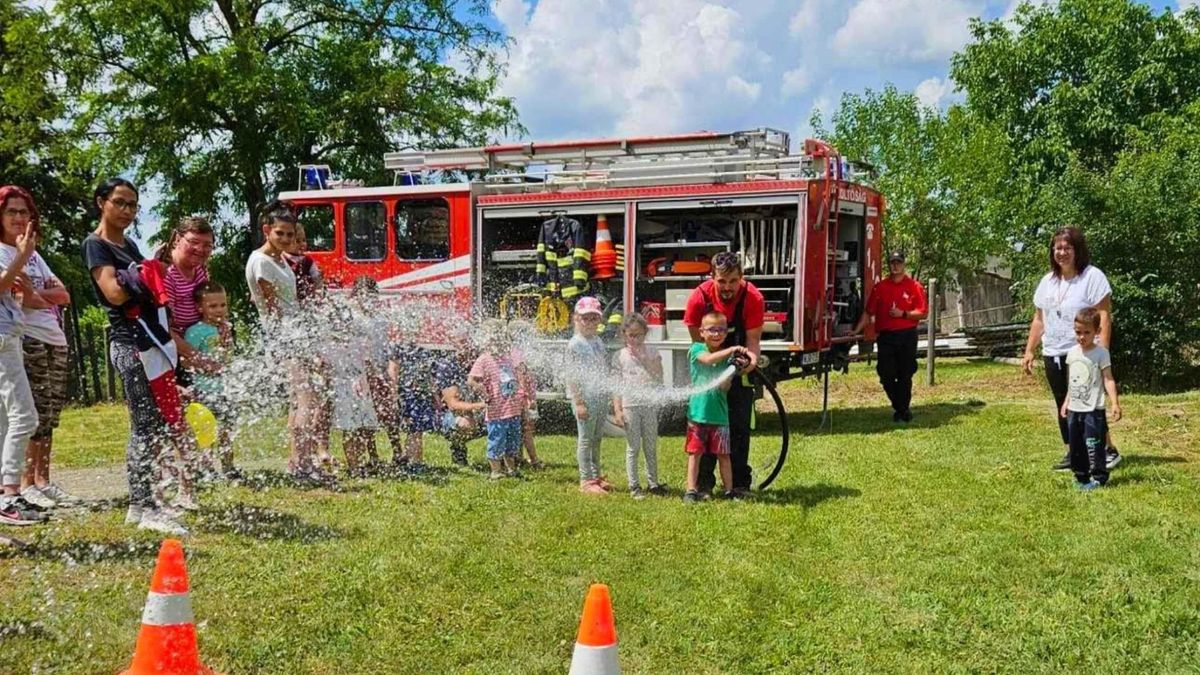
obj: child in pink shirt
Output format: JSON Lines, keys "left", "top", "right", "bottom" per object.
{"left": 468, "top": 320, "right": 533, "bottom": 479}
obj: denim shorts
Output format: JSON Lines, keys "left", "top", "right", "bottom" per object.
{"left": 486, "top": 417, "right": 522, "bottom": 460}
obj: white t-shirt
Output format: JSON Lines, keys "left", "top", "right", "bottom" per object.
{"left": 613, "top": 347, "right": 662, "bottom": 408}
{"left": 1032, "top": 266, "right": 1112, "bottom": 357}
{"left": 1066, "top": 344, "right": 1111, "bottom": 412}
{"left": 0, "top": 244, "right": 66, "bottom": 346}
{"left": 244, "top": 250, "right": 298, "bottom": 318}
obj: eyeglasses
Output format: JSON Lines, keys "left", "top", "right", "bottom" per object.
{"left": 181, "top": 235, "right": 214, "bottom": 251}
{"left": 108, "top": 198, "right": 139, "bottom": 213}
{"left": 3, "top": 208, "right": 31, "bottom": 218}
{"left": 701, "top": 326, "right": 728, "bottom": 335}
{"left": 578, "top": 315, "right": 602, "bottom": 323}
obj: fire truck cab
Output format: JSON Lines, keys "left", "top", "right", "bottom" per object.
{"left": 276, "top": 128, "right": 883, "bottom": 386}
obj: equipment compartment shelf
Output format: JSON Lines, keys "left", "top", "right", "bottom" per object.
{"left": 637, "top": 275, "right": 706, "bottom": 282}
{"left": 641, "top": 241, "right": 731, "bottom": 250}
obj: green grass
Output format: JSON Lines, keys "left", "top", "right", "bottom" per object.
{"left": 3, "top": 359, "right": 1198, "bottom": 673}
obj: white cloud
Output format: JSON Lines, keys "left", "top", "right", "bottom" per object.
{"left": 1177, "top": 0, "right": 1199, "bottom": 11}
{"left": 781, "top": 67, "right": 812, "bottom": 97}
{"left": 914, "top": 76, "right": 956, "bottom": 109}
{"left": 833, "top": 0, "right": 981, "bottom": 64}
{"left": 788, "top": 0, "right": 820, "bottom": 35}
{"left": 495, "top": 0, "right": 770, "bottom": 137}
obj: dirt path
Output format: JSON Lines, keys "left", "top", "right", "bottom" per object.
{"left": 52, "top": 457, "right": 288, "bottom": 502}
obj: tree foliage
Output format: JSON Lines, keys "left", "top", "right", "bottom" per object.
{"left": 51, "top": 0, "right": 521, "bottom": 235}
{"left": 0, "top": 1, "right": 94, "bottom": 291}
{"left": 823, "top": 0, "right": 1200, "bottom": 386}
{"left": 813, "top": 86, "right": 1016, "bottom": 285}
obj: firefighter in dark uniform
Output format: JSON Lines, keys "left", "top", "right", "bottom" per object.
{"left": 853, "top": 251, "right": 929, "bottom": 422}
{"left": 683, "top": 252, "right": 764, "bottom": 498}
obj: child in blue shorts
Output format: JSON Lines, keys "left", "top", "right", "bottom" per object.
{"left": 468, "top": 320, "right": 532, "bottom": 479}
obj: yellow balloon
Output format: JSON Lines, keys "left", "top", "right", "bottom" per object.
{"left": 185, "top": 402, "right": 218, "bottom": 449}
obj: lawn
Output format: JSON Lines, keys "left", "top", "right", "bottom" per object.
{"left": 1, "top": 359, "right": 1198, "bottom": 673}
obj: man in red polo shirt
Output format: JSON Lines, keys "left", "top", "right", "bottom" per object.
{"left": 683, "top": 252, "right": 764, "bottom": 497}
{"left": 853, "top": 251, "right": 928, "bottom": 422}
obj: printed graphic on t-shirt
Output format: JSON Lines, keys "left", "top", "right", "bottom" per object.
{"left": 498, "top": 360, "right": 517, "bottom": 399}
{"left": 1068, "top": 361, "right": 1095, "bottom": 405}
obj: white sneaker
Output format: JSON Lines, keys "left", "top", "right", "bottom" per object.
{"left": 171, "top": 494, "right": 201, "bottom": 512}
{"left": 125, "top": 505, "right": 145, "bottom": 524}
{"left": 39, "top": 483, "right": 81, "bottom": 506}
{"left": 138, "top": 510, "right": 189, "bottom": 536}
{"left": 20, "top": 486, "right": 56, "bottom": 510}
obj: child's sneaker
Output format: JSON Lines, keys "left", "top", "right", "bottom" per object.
{"left": 596, "top": 476, "right": 614, "bottom": 491}
{"left": 125, "top": 504, "right": 145, "bottom": 525}
{"left": 1078, "top": 480, "right": 1103, "bottom": 492}
{"left": 647, "top": 484, "right": 669, "bottom": 496}
{"left": 629, "top": 486, "right": 646, "bottom": 500}
{"left": 489, "top": 471, "right": 505, "bottom": 480}
{"left": 171, "top": 494, "right": 201, "bottom": 512}
{"left": 722, "top": 490, "right": 743, "bottom": 500}
{"left": 19, "top": 486, "right": 55, "bottom": 510}
{"left": 0, "top": 496, "right": 44, "bottom": 526}
{"left": 39, "top": 482, "right": 81, "bottom": 506}
{"left": 580, "top": 480, "right": 607, "bottom": 495}
{"left": 682, "top": 490, "right": 700, "bottom": 504}
{"left": 138, "top": 510, "right": 189, "bottom": 536}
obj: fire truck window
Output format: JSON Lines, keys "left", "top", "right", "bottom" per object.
{"left": 296, "top": 205, "right": 334, "bottom": 252}
{"left": 345, "top": 201, "right": 387, "bottom": 261}
{"left": 394, "top": 198, "right": 450, "bottom": 260}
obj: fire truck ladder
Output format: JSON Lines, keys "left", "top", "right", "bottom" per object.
{"left": 383, "top": 128, "right": 836, "bottom": 191}
{"left": 804, "top": 139, "right": 843, "bottom": 350}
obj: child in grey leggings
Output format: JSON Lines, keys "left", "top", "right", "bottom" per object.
{"left": 612, "top": 313, "right": 665, "bottom": 499}
{"left": 566, "top": 298, "right": 611, "bottom": 494}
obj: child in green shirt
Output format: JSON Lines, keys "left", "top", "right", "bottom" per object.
{"left": 683, "top": 311, "right": 748, "bottom": 503}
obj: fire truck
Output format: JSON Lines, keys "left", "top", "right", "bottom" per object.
{"left": 276, "top": 128, "right": 884, "bottom": 387}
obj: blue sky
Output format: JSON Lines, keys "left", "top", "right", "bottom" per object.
{"left": 488, "top": 0, "right": 1184, "bottom": 146}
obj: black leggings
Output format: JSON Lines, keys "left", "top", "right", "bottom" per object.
{"left": 1043, "top": 355, "right": 1070, "bottom": 445}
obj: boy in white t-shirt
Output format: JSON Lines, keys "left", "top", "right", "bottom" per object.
{"left": 1059, "top": 307, "right": 1122, "bottom": 490}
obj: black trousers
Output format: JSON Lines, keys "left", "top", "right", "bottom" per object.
{"left": 697, "top": 375, "right": 754, "bottom": 492}
{"left": 1067, "top": 410, "right": 1109, "bottom": 484}
{"left": 1043, "top": 355, "right": 1071, "bottom": 445}
{"left": 876, "top": 328, "right": 919, "bottom": 414}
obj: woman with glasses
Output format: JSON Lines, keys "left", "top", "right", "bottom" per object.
{"left": 0, "top": 186, "right": 79, "bottom": 514}
{"left": 82, "top": 178, "right": 189, "bottom": 536}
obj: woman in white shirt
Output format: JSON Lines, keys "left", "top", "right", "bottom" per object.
{"left": 1021, "top": 226, "right": 1118, "bottom": 471}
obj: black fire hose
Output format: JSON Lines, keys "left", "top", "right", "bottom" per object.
{"left": 752, "top": 367, "right": 790, "bottom": 491}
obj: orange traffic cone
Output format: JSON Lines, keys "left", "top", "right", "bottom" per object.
{"left": 120, "top": 539, "right": 218, "bottom": 675}
{"left": 591, "top": 215, "right": 617, "bottom": 280}
{"left": 568, "top": 584, "right": 620, "bottom": 674}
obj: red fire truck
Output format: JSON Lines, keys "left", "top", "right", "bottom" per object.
{"left": 276, "top": 128, "right": 883, "bottom": 387}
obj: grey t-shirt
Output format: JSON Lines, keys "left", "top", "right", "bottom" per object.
{"left": 1066, "top": 344, "right": 1111, "bottom": 412}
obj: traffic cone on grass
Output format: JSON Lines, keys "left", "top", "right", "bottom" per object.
{"left": 569, "top": 584, "right": 620, "bottom": 674}
{"left": 591, "top": 215, "right": 617, "bottom": 280}
{"left": 120, "top": 539, "right": 218, "bottom": 675}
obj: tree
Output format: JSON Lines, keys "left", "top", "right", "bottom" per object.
{"left": 813, "top": 86, "right": 1017, "bottom": 285}
{"left": 0, "top": 1, "right": 94, "bottom": 291}
{"left": 50, "top": 0, "right": 520, "bottom": 238}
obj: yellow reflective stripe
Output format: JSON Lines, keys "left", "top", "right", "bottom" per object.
{"left": 561, "top": 286, "right": 580, "bottom": 298}
{"left": 535, "top": 264, "right": 547, "bottom": 273}
{"left": 572, "top": 270, "right": 588, "bottom": 281}
{"left": 556, "top": 258, "right": 572, "bottom": 268}
{"left": 536, "top": 243, "right": 546, "bottom": 252}
{"left": 574, "top": 248, "right": 592, "bottom": 261}
{"left": 544, "top": 251, "right": 559, "bottom": 261}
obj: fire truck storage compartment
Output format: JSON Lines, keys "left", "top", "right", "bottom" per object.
{"left": 832, "top": 213, "right": 866, "bottom": 337}
{"left": 634, "top": 195, "right": 801, "bottom": 343}
{"left": 478, "top": 204, "right": 626, "bottom": 316}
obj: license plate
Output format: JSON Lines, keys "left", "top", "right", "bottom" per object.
{"left": 801, "top": 351, "right": 819, "bottom": 365}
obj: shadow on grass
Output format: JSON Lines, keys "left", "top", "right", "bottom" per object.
{"left": 755, "top": 482, "right": 861, "bottom": 508}
{"left": 239, "top": 469, "right": 373, "bottom": 493}
{"left": 0, "top": 537, "right": 162, "bottom": 564}
{"left": 0, "top": 620, "right": 50, "bottom": 641}
{"left": 785, "top": 401, "right": 984, "bottom": 436}
{"left": 194, "top": 504, "right": 348, "bottom": 543}
{"left": 1120, "top": 454, "right": 1187, "bottom": 467}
